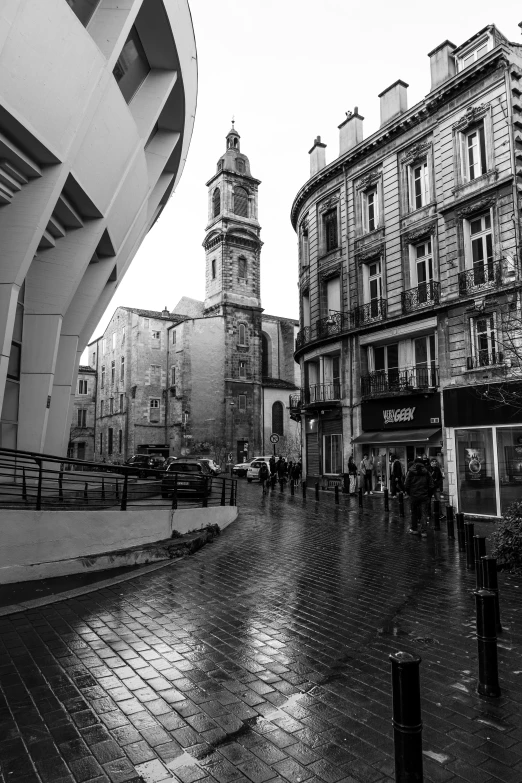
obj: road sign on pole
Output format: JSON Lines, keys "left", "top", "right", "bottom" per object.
{"left": 269, "top": 434, "right": 280, "bottom": 444}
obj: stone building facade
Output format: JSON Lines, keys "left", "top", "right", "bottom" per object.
{"left": 68, "top": 366, "right": 96, "bottom": 462}
{"left": 291, "top": 22, "right": 522, "bottom": 516}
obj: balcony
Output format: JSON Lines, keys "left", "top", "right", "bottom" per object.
{"left": 458, "top": 261, "right": 501, "bottom": 296}
{"left": 296, "top": 326, "right": 312, "bottom": 351}
{"left": 353, "top": 298, "right": 387, "bottom": 327}
{"left": 303, "top": 382, "right": 342, "bottom": 405}
{"left": 289, "top": 392, "right": 302, "bottom": 409}
{"left": 361, "top": 366, "right": 439, "bottom": 398}
{"left": 466, "top": 352, "right": 504, "bottom": 370}
{"left": 316, "top": 310, "right": 352, "bottom": 339}
{"left": 402, "top": 281, "right": 440, "bottom": 313}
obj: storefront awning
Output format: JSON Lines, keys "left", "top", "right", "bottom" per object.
{"left": 352, "top": 428, "right": 442, "bottom": 444}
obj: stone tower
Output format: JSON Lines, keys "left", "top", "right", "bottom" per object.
{"left": 203, "top": 125, "right": 263, "bottom": 461}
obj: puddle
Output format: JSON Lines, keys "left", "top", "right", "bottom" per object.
{"left": 167, "top": 751, "right": 199, "bottom": 771}
{"left": 475, "top": 717, "right": 508, "bottom": 732}
{"left": 423, "top": 750, "right": 450, "bottom": 764}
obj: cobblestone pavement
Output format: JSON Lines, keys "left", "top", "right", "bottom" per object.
{"left": 1, "top": 483, "right": 521, "bottom": 783}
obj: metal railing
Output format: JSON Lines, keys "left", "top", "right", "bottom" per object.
{"left": 353, "top": 298, "right": 387, "bottom": 326}
{"left": 459, "top": 262, "right": 501, "bottom": 296}
{"left": 402, "top": 281, "right": 440, "bottom": 313}
{"left": 296, "top": 326, "right": 312, "bottom": 350}
{"left": 361, "top": 366, "right": 439, "bottom": 397}
{"left": 0, "top": 447, "right": 237, "bottom": 511}
{"left": 466, "top": 352, "right": 504, "bottom": 370}
{"left": 303, "top": 382, "right": 343, "bottom": 404}
{"left": 316, "top": 310, "right": 352, "bottom": 339}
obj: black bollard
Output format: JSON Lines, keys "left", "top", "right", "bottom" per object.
{"left": 464, "top": 522, "right": 475, "bottom": 570}
{"left": 398, "top": 492, "right": 405, "bottom": 518}
{"left": 456, "top": 512, "right": 466, "bottom": 552}
{"left": 389, "top": 651, "right": 423, "bottom": 783}
{"left": 446, "top": 504, "right": 455, "bottom": 527}
{"left": 302, "top": 480, "right": 307, "bottom": 499}
{"left": 384, "top": 488, "right": 389, "bottom": 512}
{"left": 358, "top": 487, "right": 363, "bottom": 508}
{"left": 474, "top": 589, "right": 501, "bottom": 698}
{"left": 221, "top": 482, "right": 226, "bottom": 506}
{"left": 101, "top": 477, "right": 105, "bottom": 501}
{"left": 481, "top": 555, "right": 502, "bottom": 634}
{"left": 474, "top": 536, "right": 487, "bottom": 589}
{"left": 455, "top": 511, "right": 464, "bottom": 531}
{"left": 84, "top": 482, "right": 88, "bottom": 503}
{"left": 115, "top": 480, "right": 119, "bottom": 500}
{"left": 433, "top": 500, "right": 440, "bottom": 531}
{"left": 445, "top": 505, "right": 454, "bottom": 539}
{"left": 290, "top": 479, "right": 294, "bottom": 496}
{"left": 315, "top": 482, "right": 320, "bottom": 501}
{"left": 334, "top": 484, "right": 339, "bottom": 504}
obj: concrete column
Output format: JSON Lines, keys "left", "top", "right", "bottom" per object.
{"left": 17, "top": 313, "right": 62, "bottom": 452}
{"left": 44, "top": 333, "right": 79, "bottom": 456}
{"left": 0, "top": 283, "right": 20, "bottom": 417}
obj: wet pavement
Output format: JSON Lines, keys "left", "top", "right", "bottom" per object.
{"left": 0, "top": 482, "right": 521, "bottom": 783}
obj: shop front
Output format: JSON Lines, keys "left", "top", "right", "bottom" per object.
{"left": 304, "top": 410, "right": 343, "bottom": 480}
{"left": 353, "top": 394, "right": 443, "bottom": 491}
{"left": 444, "top": 383, "right": 522, "bottom": 518}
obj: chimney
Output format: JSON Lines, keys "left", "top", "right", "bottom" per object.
{"left": 338, "top": 107, "right": 364, "bottom": 155}
{"left": 309, "top": 136, "right": 326, "bottom": 176}
{"left": 162, "top": 306, "right": 169, "bottom": 317}
{"left": 428, "top": 40, "right": 456, "bottom": 91}
{"left": 378, "top": 80, "right": 408, "bottom": 126}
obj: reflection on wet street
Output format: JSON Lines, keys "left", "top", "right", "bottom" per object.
{"left": 0, "top": 481, "right": 521, "bottom": 783}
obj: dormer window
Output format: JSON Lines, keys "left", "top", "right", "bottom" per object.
{"left": 456, "top": 35, "right": 492, "bottom": 71}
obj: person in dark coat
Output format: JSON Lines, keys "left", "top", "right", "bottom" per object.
{"left": 276, "top": 457, "right": 287, "bottom": 488}
{"left": 430, "top": 458, "right": 444, "bottom": 502}
{"left": 389, "top": 454, "right": 404, "bottom": 497}
{"left": 269, "top": 455, "right": 276, "bottom": 475}
{"left": 404, "top": 458, "right": 434, "bottom": 537}
{"left": 259, "top": 461, "right": 269, "bottom": 494}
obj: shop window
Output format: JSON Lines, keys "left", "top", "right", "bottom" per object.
{"left": 272, "top": 402, "right": 284, "bottom": 436}
{"left": 456, "top": 428, "right": 497, "bottom": 516}
{"left": 409, "top": 160, "right": 429, "bottom": 211}
{"left": 113, "top": 26, "right": 150, "bottom": 104}
{"left": 497, "top": 427, "right": 522, "bottom": 514}
{"left": 324, "top": 434, "right": 342, "bottom": 474}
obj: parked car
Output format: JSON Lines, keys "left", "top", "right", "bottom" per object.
{"left": 163, "top": 456, "right": 178, "bottom": 470}
{"left": 124, "top": 454, "right": 165, "bottom": 479}
{"left": 161, "top": 460, "right": 213, "bottom": 499}
{"left": 232, "top": 459, "right": 253, "bottom": 477}
{"left": 197, "top": 458, "right": 221, "bottom": 475}
{"left": 247, "top": 458, "right": 271, "bottom": 483}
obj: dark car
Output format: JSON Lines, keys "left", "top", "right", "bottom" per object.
{"left": 161, "top": 460, "right": 212, "bottom": 499}
{"left": 124, "top": 454, "right": 165, "bottom": 479}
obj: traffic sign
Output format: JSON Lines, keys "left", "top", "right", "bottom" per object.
{"left": 269, "top": 433, "right": 280, "bottom": 444}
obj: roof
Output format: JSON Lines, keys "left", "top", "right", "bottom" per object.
{"left": 124, "top": 307, "right": 183, "bottom": 322}
{"left": 262, "top": 377, "right": 298, "bottom": 390}
{"left": 171, "top": 297, "right": 205, "bottom": 318}
{"left": 78, "top": 365, "right": 96, "bottom": 374}
{"left": 263, "top": 313, "right": 299, "bottom": 325}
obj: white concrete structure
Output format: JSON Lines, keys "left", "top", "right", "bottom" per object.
{"left": 0, "top": 0, "right": 197, "bottom": 456}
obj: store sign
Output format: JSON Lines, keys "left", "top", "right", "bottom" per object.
{"left": 383, "top": 407, "right": 416, "bottom": 425}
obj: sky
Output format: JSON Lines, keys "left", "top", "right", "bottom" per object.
{"left": 87, "top": 1, "right": 521, "bottom": 342}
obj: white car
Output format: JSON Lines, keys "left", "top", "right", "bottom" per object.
{"left": 198, "top": 458, "right": 221, "bottom": 475}
{"left": 247, "top": 458, "right": 270, "bottom": 482}
{"left": 232, "top": 460, "right": 253, "bottom": 477}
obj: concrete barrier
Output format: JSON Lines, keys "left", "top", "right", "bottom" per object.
{"left": 0, "top": 506, "right": 237, "bottom": 584}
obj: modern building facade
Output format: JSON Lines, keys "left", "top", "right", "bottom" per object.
{"left": 0, "top": 0, "right": 197, "bottom": 457}
{"left": 291, "top": 23, "right": 522, "bottom": 516}
{"left": 86, "top": 128, "right": 300, "bottom": 465}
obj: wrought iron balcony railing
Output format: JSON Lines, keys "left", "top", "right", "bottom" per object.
{"left": 361, "top": 366, "right": 439, "bottom": 397}
{"left": 466, "top": 352, "right": 504, "bottom": 370}
{"left": 316, "top": 310, "right": 352, "bottom": 339}
{"left": 295, "top": 326, "right": 312, "bottom": 350}
{"left": 402, "top": 281, "right": 440, "bottom": 313}
{"left": 303, "top": 382, "right": 343, "bottom": 405}
{"left": 289, "top": 392, "right": 302, "bottom": 409}
{"left": 458, "top": 262, "right": 501, "bottom": 296}
{"left": 353, "top": 298, "right": 387, "bottom": 326}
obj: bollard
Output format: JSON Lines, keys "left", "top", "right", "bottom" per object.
{"left": 84, "top": 482, "right": 88, "bottom": 503}
{"left": 398, "top": 492, "right": 405, "bottom": 517}
{"left": 358, "top": 487, "right": 363, "bottom": 508}
{"left": 121, "top": 474, "right": 128, "bottom": 511}
{"left": 455, "top": 511, "right": 464, "bottom": 531}
{"left": 433, "top": 500, "right": 440, "bottom": 531}
{"left": 202, "top": 492, "right": 208, "bottom": 508}
{"left": 58, "top": 470, "right": 64, "bottom": 502}
{"left": 456, "top": 512, "right": 466, "bottom": 552}
{"left": 101, "top": 477, "right": 105, "bottom": 501}
{"left": 172, "top": 475, "right": 178, "bottom": 510}
{"left": 464, "top": 522, "right": 475, "bottom": 570}
{"left": 221, "top": 481, "right": 226, "bottom": 506}
{"left": 389, "top": 651, "right": 423, "bottom": 783}
{"left": 229, "top": 479, "right": 234, "bottom": 506}
{"left": 302, "top": 480, "right": 307, "bottom": 499}
{"left": 315, "top": 482, "right": 319, "bottom": 501}
{"left": 334, "top": 485, "right": 339, "bottom": 505}
{"left": 474, "top": 536, "right": 487, "bottom": 589}
{"left": 384, "top": 487, "right": 389, "bottom": 512}
{"left": 474, "top": 589, "right": 501, "bottom": 698}
{"left": 446, "top": 504, "right": 455, "bottom": 527}
{"left": 290, "top": 479, "right": 294, "bottom": 496}
{"left": 445, "top": 505, "right": 455, "bottom": 539}
{"left": 481, "top": 555, "right": 502, "bottom": 634}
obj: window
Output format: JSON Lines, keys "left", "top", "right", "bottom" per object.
{"left": 302, "top": 293, "right": 311, "bottom": 328}
{"left": 119, "top": 393, "right": 124, "bottom": 411}
{"left": 371, "top": 343, "right": 399, "bottom": 386}
{"left": 170, "top": 367, "right": 176, "bottom": 386}
{"left": 300, "top": 222, "right": 309, "bottom": 268}
{"left": 120, "top": 356, "right": 125, "bottom": 382}
{"left": 413, "top": 240, "right": 433, "bottom": 287}
{"left": 236, "top": 159, "right": 245, "bottom": 173}
{"left": 151, "top": 364, "right": 161, "bottom": 383}
{"left": 239, "top": 361, "right": 247, "bottom": 379}
{"left": 112, "top": 333, "right": 116, "bottom": 350}
{"left": 78, "top": 379, "right": 88, "bottom": 395}
{"left": 410, "top": 161, "right": 429, "bottom": 210}
{"left": 213, "top": 188, "right": 220, "bottom": 218}
{"left": 77, "top": 409, "right": 87, "bottom": 427}
{"left": 323, "top": 355, "right": 341, "bottom": 399}
{"left": 150, "top": 398, "right": 160, "bottom": 423}
{"left": 362, "top": 189, "right": 378, "bottom": 233}
{"left": 152, "top": 330, "right": 160, "bottom": 345}
{"left": 238, "top": 257, "right": 247, "bottom": 279}
{"left": 101, "top": 366, "right": 105, "bottom": 388}
{"left": 99, "top": 432, "right": 103, "bottom": 454}
{"left": 414, "top": 335, "right": 437, "bottom": 386}
{"left": 272, "top": 402, "right": 284, "bottom": 436}
{"left": 111, "top": 360, "right": 115, "bottom": 385}
{"left": 323, "top": 209, "right": 338, "bottom": 252}
{"left": 212, "top": 259, "right": 216, "bottom": 279}
{"left": 466, "top": 212, "right": 494, "bottom": 284}
{"left": 238, "top": 324, "right": 246, "bottom": 345}
{"left": 92, "top": 352, "right": 96, "bottom": 366}
{"left": 118, "top": 429, "right": 123, "bottom": 453}
{"left": 463, "top": 124, "right": 487, "bottom": 181}
{"left": 367, "top": 261, "right": 382, "bottom": 310}
{"left": 239, "top": 394, "right": 247, "bottom": 412}
{"left": 234, "top": 187, "right": 249, "bottom": 217}
{"left": 77, "top": 443, "right": 86, "bottom": 461}
{"left": 113, "top": 26, "right": 150, "bottom": 103}
{"left": 172, "top": 330, "right": 176, "bottom": 344}
{"left": 261, "top": 333, "right": 270, "bottom": 377}
{"left": 108, "top": 428, "right": 113, "bottom": 455}
{"left": 456, "top": 428, "right": 496, "bottom": 516}
{"left": 457, "top": 37, "right": 491, "bottom": 71}
{"left": 65, "top": 0, "right": 100, "bottom": 26}
{"left": 471, "top": 314, "right": 499, "bottom": 367}
{"left": 109, "top": 398, "right": 114, "bottom": 415}
{"left": 100, "top": 400, "right": 104, "bottom": 417}
{"left": 324, "top": 434, "right": 342, "bottom": 475}
{"left": 325, "top": 276, "right": 341, "bottom": 315}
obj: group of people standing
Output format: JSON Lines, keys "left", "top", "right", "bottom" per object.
{"left": 259, "top": 456, "right": 302, "bottom": 495}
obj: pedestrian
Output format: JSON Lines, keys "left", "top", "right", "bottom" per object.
{"left": 287, "top": 460, "right": 293, "bottom": 481}
{"left": 347, "top": 456, "right": 357, "bottom": 495}
{"left": 277, "top": 457, "right": 287, "bottom": 489}
{"left": 292, "top": 460, "right": 302, "bottom": 485}
{"left": 389, "top": 454, "right": 404, "bottom": 497}
{"left": 269, "top": 455, "right": 276, "bottom": 475}
{"left": 259, "top": 461, "right": 269, "bottom": 495}
{"left": 404, "top": 457, "right": 434, "bottom": 537}
{"left": 359, "top": 453, "right": 374, "bottom": 495}
{"left": 430, "top": 458, "right": 444, "bottom": 503}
